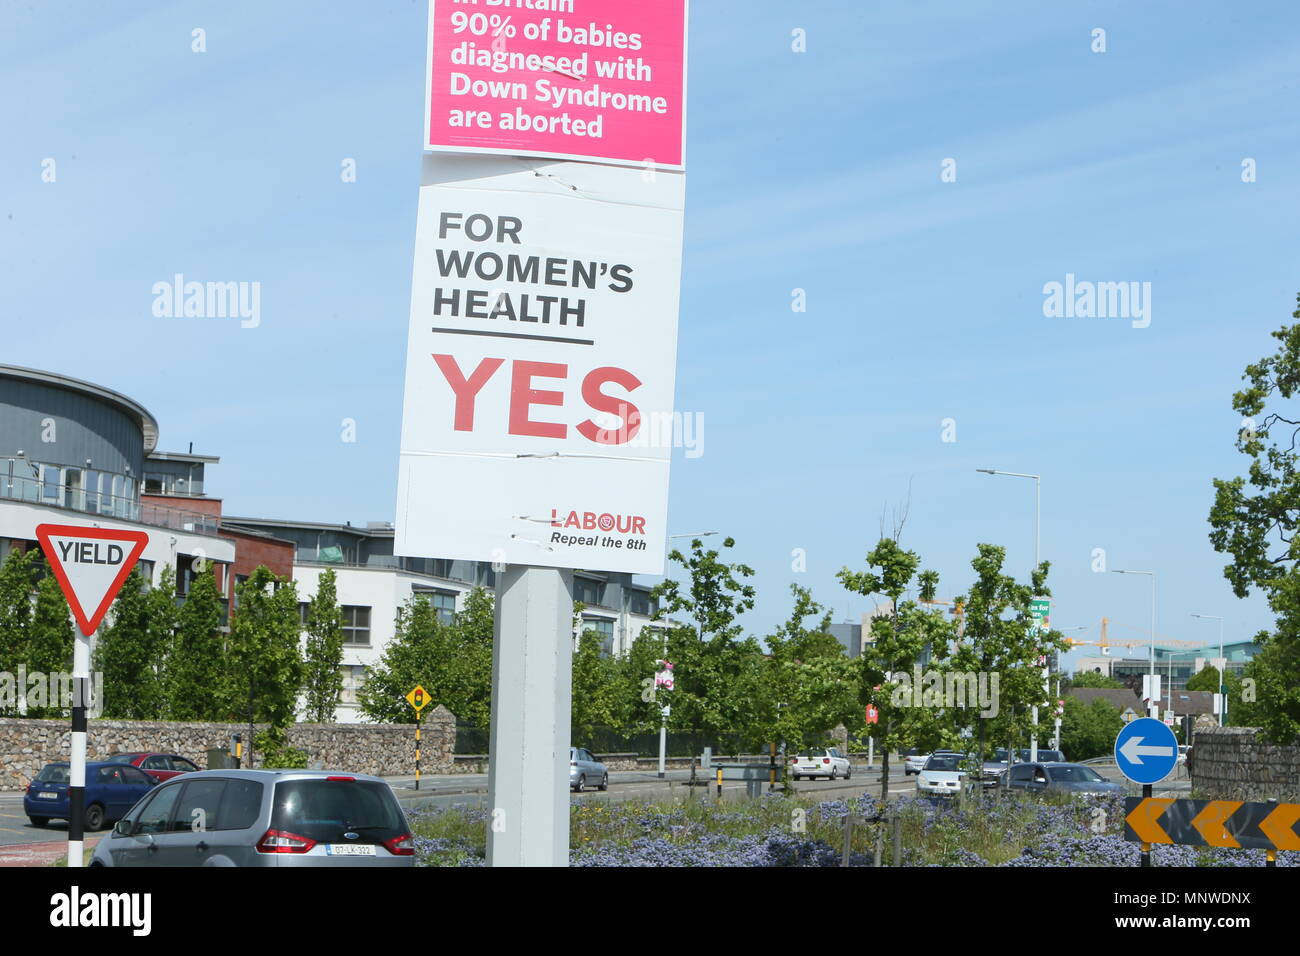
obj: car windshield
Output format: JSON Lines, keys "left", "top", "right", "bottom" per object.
{"left": 1049, "top": 766, "right": 1104, "bottom": 783}
{"left": 272, "top": 779, "right": 407, "bottom": 845}
{"left": 799, "top": 750, "right": 828, "bottom": 758}
{"left": 35, "top": 764, "right": 70, "bottom": 783}
{"left": 925, "top": 755, "right": 961, "bottom": 771}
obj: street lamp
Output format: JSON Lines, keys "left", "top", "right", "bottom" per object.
{"left": 1113, "top": 569, "right": 1157, "bottom": 718}
{"left": 977, "top": 469, "right": 1045, "bottom": 759}
{"left": 1191, "top": 613, "right": 1226, "bottom": 727}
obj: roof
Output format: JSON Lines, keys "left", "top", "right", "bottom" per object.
{"left": 148, "top": 450, "right": 220, "bottom": 464}
{"left": 1166, "top": 690, "right": 1216, "bottom": 716}
{"left": 0, "top": 364, "right": 159, "bottom": 453}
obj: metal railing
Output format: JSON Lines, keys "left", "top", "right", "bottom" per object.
{"left": 0, "top": 472, "right": 220, "bottom": 536}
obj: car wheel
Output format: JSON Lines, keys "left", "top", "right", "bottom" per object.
{"left": 576, "top": 774, "right": 586, "bottom": 793}
{"left": 793, "top": 774, "right": 800, "bottom": 781}
{"left": 28, "top": 816, "right": 48, "bottom": 828}
{"left": 829, "top": 768, "right": 837, "bottom": 781}
{"left": 846, "top": 766, "right": 852, "bottom": 780}
{"left": 598, "top": 773, "right": 608, "bottom": 791}
{"left": 84, "top": 803, "right": 105, "bottom": 832}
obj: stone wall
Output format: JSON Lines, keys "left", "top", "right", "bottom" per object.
{"left": 0, "top": 705, "right": 455, "bottom": 790}
{"left": 1191, "top": 726, "right": 1300, "bottom": 802}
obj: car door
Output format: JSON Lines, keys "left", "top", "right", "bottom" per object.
{"left": 114, "top": 782, "right": 183, "bottom": 867}
{"left": 96, "top": 766, "right": 136, "bottom": 820}
{"left": 141, "top": 754, "right": 172, "bottom": 782}
{"left": 157, "top": 778, "right": 229, "bottom": 866}
{"left": 1007, "top": 764, "right": 1034, "bottom": 791}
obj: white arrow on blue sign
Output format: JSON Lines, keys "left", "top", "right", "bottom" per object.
{"left": 1114, "top": 717, "right": 1179, "bottom": 785}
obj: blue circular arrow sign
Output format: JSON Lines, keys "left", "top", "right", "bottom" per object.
{"left": 1114, "top": 717, "right": 1179, "bottom": 785}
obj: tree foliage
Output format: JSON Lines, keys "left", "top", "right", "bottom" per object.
{"left": 302, "top": 569, "right": 345, "bottom": 723}
{"left": 95, "top": 567, "right": 177, "bottom": 719}
{"left": 1207, "top": 300, "right": 1300, "bottom": 742}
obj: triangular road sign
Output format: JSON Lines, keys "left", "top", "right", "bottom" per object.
{"left": 34, "top": 524, "right": 149, "bottom": 636}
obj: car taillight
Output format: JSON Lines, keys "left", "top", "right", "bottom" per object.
{"left": 326, "top": 776, "right": 355, "bottom": 782}
{"left": 256, "top": 829, "right": 316, "bottom": 854}
{"left": 790, "top": 757, "right": 798, "bottom": 764}
{"left": 822, "top": 757, "right": 830, "bottom": 764}
{"left": 383, "top": 833, "right": 415, "bottom": 856}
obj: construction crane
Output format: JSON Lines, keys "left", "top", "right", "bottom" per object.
{"left": 1063, "top": 618, "right": 1206, "bottom": 655}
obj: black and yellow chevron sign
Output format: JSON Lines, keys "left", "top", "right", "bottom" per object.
{"left": 1124, "top": 797, "right": 1300, "bottom": 850}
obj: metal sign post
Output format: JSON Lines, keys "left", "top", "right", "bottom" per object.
{"left": 406, "top": 686, "right": 430, "bottom": 790}
{"left": 486, "top": 566, "right": 574, "bottom": 867}
{"left": 34, "top": 523, "right": 148, "bottom": 867}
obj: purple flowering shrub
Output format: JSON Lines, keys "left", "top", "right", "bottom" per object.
{"left": 408, "top": 790, "right": 1299, "bottom": 867}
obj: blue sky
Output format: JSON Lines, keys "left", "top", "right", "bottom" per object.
{"left": 4, "top": 1, "right": 1299, "bottom": 666}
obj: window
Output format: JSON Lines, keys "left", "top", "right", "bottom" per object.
{"left": 574, "top": 578, "right": 602, "bottom": 606}
{"left": 39, "top": 464, "right": 60, "bottom": 503}
{"left": 170, "top": 779, "right": 228, "bottom": 832}
{"left": 342, "top": 605, "right": 371, "bottom": 645}
{"left": 136, "top": 560, "right": 155, "bottom": 587}
{"left": 213, "top": 779, "right": 263, "bottom": 831}
{"left": 134, "top": 784, "right": 182, "bottom": 835}
{"left": 430, "top": 591, "right": 456, "bottom": 625}
{"left": 584, "top": 617, "right": 615, "bottom": 657}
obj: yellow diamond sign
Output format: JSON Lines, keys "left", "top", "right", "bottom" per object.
{"left": 406, "top": 685, "right": 430, "bottom": 713}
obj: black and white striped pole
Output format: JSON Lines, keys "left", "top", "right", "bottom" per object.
{"left": 67, "top": 631, "right": 90, "bottom": 867}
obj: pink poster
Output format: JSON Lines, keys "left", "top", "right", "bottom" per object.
{"left": 425, "top": 0, "right": 687, "bottom": 169}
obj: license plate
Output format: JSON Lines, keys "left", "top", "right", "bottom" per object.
{"left": 38, "top": 792, "right": 58, "bottom": 799}
{"left": 325, "top": 844, "right": 375, "bottom": 856}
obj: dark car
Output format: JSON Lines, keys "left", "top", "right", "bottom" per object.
{"left": 1005, "top": 762, "right": 1124, "bottom": 797}
{"left": 105, "top": 752, "right": 202, "bottom": 783}
{"left": 24, "top": 761, "right": 158, "bottom": 831}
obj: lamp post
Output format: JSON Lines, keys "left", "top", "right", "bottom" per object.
{"left": 1113, "top": 569, "right": 1157, "bottom": 718}
{"left": 977, "top": 469, "right": 1045, "bottom": 759}
{"left": 1191, "top": 613, "right": 1226, "bottom": 727}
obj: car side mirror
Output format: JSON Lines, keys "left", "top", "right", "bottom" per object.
{"left": 113, "top": 820, "right": 132, "bottom": 836}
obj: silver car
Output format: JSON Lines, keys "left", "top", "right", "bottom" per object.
{"left": 89, "top": 770, "right": 415, "bottom": 867}
{"left": 570, "top": 748, "right": 608, "bottom": 792}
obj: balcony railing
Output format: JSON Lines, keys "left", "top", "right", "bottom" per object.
{"left": 0, "top": 473, "right": 220, "bottom": 536}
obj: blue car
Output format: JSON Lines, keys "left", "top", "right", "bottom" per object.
{"left": 24, "top": 761, "right": 158, "bottom": 832}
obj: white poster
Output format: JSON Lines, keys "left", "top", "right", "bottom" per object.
{"left": 395, "top": 153, "right": 684, "bottom": 574}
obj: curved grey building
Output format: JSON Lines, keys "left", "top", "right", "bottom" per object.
{"left": 0, "top": 365, "right": 157, "bottom": 519}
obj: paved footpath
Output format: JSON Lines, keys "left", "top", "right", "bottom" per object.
{"left": 0, "top": 836, "right": 100, "bottom": 867}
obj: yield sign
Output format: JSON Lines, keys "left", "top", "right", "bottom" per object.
{"left": 34, "top": 524, "right": 149, "bottom": 636}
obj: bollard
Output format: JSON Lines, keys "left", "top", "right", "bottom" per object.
{"left": 891, "top": 813, "right": 902, "bottom": 866}
{"left": 840, "top": 813, "right": 854, "bottom": 867}
{"left": 716, "top": 767, "right": 723, "bottom": 799}
{"left": 873, "top": 825, "right": 884, "bottom": 867}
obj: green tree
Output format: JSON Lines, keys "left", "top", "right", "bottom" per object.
{"left": 571, "top": 624, "right": 622, "bottom": 743}
{"left": 1207, "top": 301, "right": 1300, "bottom": 742}
{"left": 25, "top": 572, "right": 75, "bottom": 718}
{"left": 0, "top": 548, "right": 38, "bottom": 716}
{"left": 839, "top": 537, "right": 954, "bottom": 799}
{"left": 302, "top": 569, "right": 345, "bottom": 723}
{"left": 358, "top": 587, "right": 494, "bottom": 727}
{"left": 222, "top": 567, "right": 305, "bottom": 767}
{"left": 94, "top": 567, "right": 177, "bottom": 719}
{"left": 1058, "top": 696, "right": 1125, "bottom": 760}
{"left": 755, "top": 585, "right": 860, "bottom": 759}
{"left": 652, "top": 536, "right": 759, "bottom": 749}
{"left": 1066, "top": 669, "right": 1126, "bottom": 690}
{"left": 164, "top": 568, "right": 225, "bottom": 720}
{"left": 945, "top": 546, "right": 1067, "bottom": 780}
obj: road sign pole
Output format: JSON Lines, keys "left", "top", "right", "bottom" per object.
{"left": 487, "top": 565, "right": 574, "bottom": 867}
{"left": 1141, "top": 784, "right": 1152, "bottom": 867}
{"left": 415, "top": 714, "right": 421, "bottom": 791}
{"left": 67, "top": 630, "right": 90, "bottom": 867}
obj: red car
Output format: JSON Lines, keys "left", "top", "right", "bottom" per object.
{"left": 104, "top": 752, "right": 201, "bottom": 783}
